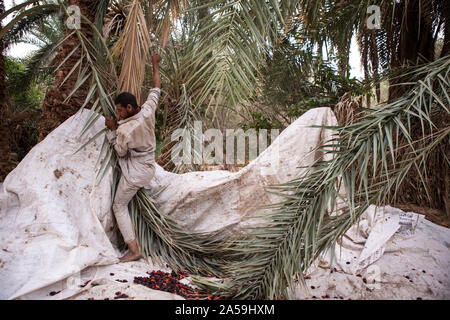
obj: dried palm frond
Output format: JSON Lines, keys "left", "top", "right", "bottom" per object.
{"left": 102, "top": 0, "right": 126, "bottom": 41}
{"left": 153, "top": 0, "right": 188, "bottom": 49}
{"left": 334, "top": 91, "right": 363, "bottom": 126}
{"left": 111, "top": 0, "right": 150, "bottom": 104}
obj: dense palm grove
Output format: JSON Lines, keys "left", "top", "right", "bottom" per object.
{"left": 0, "top": 0, "right": 448, "bottom": 299}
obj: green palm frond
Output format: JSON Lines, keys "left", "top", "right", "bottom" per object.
{"left": 185, "top": 0, "right": 298, "bottom": 117}
{"left": 25, "top": 14, "right": 64, "bottom": 47}
{"left": 55, "top": 0, "right": 117, "bottom": 116}
{"left": 0, "top": 2, "right": 60, "bottom": 40}
{"left": 1, "top": 5, "right": 60, "bottom": 49}
{"left": 0, "top": 0, "right": 42, "bottom": 22}
{"left": 154, "top": 1, "right": 299, "bottom": 169}
{"left": 157, "top": 33, "right": 204, "bottom": 171}
{"left": 160, "top": 83, "right": 202, "bottom": 173}
{"left": 13, "top": 12, "right": 65, "bottom": 89}
{"left": 192, "top": 55, "right": 450, "bottom": 299}
{"left": 17, "top": 39, "right": 59, "bottom": 88}
{"left": 52, "top": 1, "right": 118, "bottom": 185}
{"left": 95, "top": 0, "right": 112, "bottom": 30}
{"left": 128, "top": 187, "right": 240, "bottom": 276}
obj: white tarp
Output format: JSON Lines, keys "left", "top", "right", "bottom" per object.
{"left": 0, "top": 108, "right": 449, "bottom": 300}
{"left": 290, "top": 205, "right": 450, "bottom": 300}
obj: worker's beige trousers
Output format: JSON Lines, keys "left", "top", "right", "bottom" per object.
{"left": 112, "top": 176, "right": 141, "bottom": 243}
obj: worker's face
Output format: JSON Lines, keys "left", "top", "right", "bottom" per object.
{"left": 115, "top": 104, "right": 133, "bottom": 120}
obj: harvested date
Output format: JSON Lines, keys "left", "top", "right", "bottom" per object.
{"left": 134, "top": 270, "right": 224, "bottom": 300}
{"left": 115, "top": 279, "right": 128, "bottom": 283}
{"left": 114, "top": 291, "right": 129, "bottom": 299}
{"left": 79, "top": 280, "right": 91, "bottom": 288}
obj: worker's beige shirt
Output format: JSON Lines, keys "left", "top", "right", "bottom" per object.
{"left": 106, "top": 88, "right": 160, "bottom": 187}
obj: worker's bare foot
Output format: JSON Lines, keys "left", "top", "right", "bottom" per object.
{"left": 119, "top": 250, "right": 142, "bottom": 263}
{"left": 119, "top": 239, "right": 142, "bottom": 263}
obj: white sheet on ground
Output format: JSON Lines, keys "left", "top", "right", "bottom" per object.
{"left": 289, "top": 205, "right": 450, "bottom": 300}
{"left": 0, "top": 108, "right": 448, "bottom": 300}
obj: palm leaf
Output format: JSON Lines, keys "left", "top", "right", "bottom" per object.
{"left": 185, "top": 0, "right": 298, "bottom": 117}
{"left": 1, "top": 3, "right": 60, "bottom": 49}
{"left": 0, "top": 3, "right": 60, "bottom": 39}
{"left": 111, "top": 0, "right": 150, "bottom": 104}
{"left": 193, "top": 55, "right": 450, "bottom": 299}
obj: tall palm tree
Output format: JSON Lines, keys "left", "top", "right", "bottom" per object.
{"left": 356, "top": 0, "right": 449, "bottom": 216}
{"left": 0, "top": 0, "right": 13, "bottom": 181}
{"left": 290, "top": 0, "right": 449, "bottom": 215}
{"left": 0, "top": 0, "right": 66, "bottom": 178}
{"left": 293, "top": 0, "right": 449, "bottom": 97}
{"left": 37, "top": 0, "right": 97, "bottom": 140}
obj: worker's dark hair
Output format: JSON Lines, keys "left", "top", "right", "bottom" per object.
{"left": 115, "top": 92, "right": 138, "bottom": 109}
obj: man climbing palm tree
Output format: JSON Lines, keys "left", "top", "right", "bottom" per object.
{"left": 104, "top": 53, "right": 161, "bottom": 262}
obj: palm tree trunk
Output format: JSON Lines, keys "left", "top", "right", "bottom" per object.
{"left": 38, "top": 0, "right": 96, "bottom": 141}
{"left": 0, "top": 0, "right": 15, "bottom": 181}
{"left": 386, "top": 0, "right": 448, "bottom": 218}
{"left": 440, "top": 0, "right": 450, "bottom": 57}
{"left": 357, "top": 0, "right": 448, "bottom": 219}
{"left": 337, "top": 42, "right": 350, "bottom": 78}
{"left": 388, "top": 0, "right": 436, "bottom": 100}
